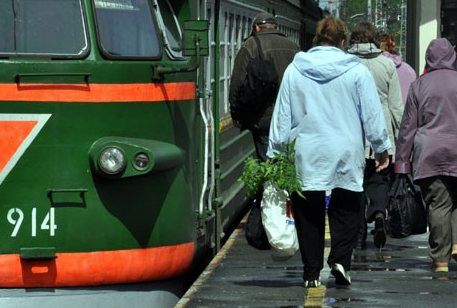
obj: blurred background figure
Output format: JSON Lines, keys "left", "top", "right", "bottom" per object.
{"left": 379, "top": 33, "right": 417, "bottom": 104}
{"left": 347, "top": 21, "right": 404, "bottom": 250}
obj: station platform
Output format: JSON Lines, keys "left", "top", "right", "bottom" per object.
{"left": 177, "top": 218, "right": 457, "bottom": 307}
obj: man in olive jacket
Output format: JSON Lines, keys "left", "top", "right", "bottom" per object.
{"left": 229, "top": 12, "right": 299, "bottom": 162}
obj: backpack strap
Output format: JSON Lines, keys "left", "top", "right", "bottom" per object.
{"left": 253, "top": 34, "right": 265, "bottom": 60}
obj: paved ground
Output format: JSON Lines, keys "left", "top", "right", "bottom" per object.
{"left": 324, "top": 235, "right": 457, "bottom": 307}
{"left": 0, "top": 279, "right": 183, "bottom": 308}
{"left": 178, "top": 220, "right": 457, "bottom": 307}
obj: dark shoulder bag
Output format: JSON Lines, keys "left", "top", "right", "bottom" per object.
{"left": 245, "top": 198, "right": 270, "bottom": 250}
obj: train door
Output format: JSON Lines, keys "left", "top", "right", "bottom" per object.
{"left": 203, "top": 0, "right": 311, "bottom": 251}
{"left": 211, "top": 0, "right": 261, "bottom": 247}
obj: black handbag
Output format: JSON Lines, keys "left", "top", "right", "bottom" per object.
{"left": 387, "top": 174, "right": 427, "bottom": 238}
{"left": 245, "top": 198, "right": 270, "bottom": 250}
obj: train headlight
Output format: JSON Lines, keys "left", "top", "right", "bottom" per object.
{"left": 134, "top": 153, "right": 150, "bottom": 170}
{"left": 98, "top": 147, "right": 126, "bottom": 175}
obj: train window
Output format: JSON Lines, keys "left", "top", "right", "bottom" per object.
{"left": 93, "top": 0, "right": 161, "bottom": 59}
{"left": 0, "top": 0, "right": 88, "bottom": 57}
{"left": 155, "top": 0, "right": 183, "bottom": 58}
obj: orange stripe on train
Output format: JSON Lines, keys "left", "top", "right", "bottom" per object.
{"left": 0, "top": 82, "right": 196, "bottom": 103}
{"left": 0, "top": 242, "right": 195, "bottom": 287}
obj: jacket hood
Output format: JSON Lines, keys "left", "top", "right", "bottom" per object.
{"left": 382, "top": 51, "right": 402, "bottom": 67}
{"left": 426, "top": 38, "right": 456, "bottom": 72}
{"left": 347, "top": 43, "right": 382, "bottom": 59}
{"left": 293, "top": 46, "right": 360, "bottom": 82}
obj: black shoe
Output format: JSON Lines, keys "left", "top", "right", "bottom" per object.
{"left": 304, "top": 279, "right": 321, "bottom": 288}
{"left": 331, "top": 263, "right": 351, "bottom": 285}
{"left": 373, "top": 217, "right": 386, "bottom": 249}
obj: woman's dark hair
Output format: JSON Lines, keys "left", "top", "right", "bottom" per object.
{"left": 349, "top": 21, "right": 379, "bottom": 46}
{"left": 313, "top": 16, "right": 349, "bottom": 47}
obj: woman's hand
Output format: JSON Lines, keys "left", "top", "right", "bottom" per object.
{"left": 374, "top": 150, "right": 390, "bottom": 172}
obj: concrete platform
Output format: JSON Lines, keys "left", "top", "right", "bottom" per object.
{"left": 177, "top": 220, "right": 457, "bottom": 307}
{"left": 0, "top": 279, "right": 183, "bottom": 308}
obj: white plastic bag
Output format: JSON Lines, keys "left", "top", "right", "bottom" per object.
{"left": 261, "top": 182, "right": 299, "bottom": 260}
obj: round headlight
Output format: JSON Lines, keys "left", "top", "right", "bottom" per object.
{"left": 98, "top": 147, "right": 126, "bottom": 175}
{"left": 134, "top": 153, "right": 150, "bottom": 170}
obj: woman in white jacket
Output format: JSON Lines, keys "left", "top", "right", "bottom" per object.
{"left": 268, "top": 16, "right": 391, "bottom": 287}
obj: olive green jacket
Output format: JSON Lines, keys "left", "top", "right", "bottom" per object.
{"left": 229, "top": 29, "right": 299, "bottom": 132}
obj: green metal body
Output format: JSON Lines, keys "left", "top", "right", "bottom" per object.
{"left": 0, "top": 0, "right": 197, "bottom": 255}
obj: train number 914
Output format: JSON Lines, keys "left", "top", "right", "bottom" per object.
{"left": 7, "top": 208, "right": 57, "bottom": 237}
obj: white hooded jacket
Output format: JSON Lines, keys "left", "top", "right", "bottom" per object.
{"left": 267, "top": 46, "right": 391, "bottom": 192}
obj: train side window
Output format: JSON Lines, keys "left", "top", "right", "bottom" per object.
{"left": 0, "top": 2, "right": 14, "bottom": 53}
{"left": 92, "top": 0, "right": 161, "bottom": 59}
{"left": 0, "top": 0, "right": 88, "bottom": 57}
{"left": 155, "top": 0, "right": 183, "bottom": 58}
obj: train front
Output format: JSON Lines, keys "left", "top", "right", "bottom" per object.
{"left": 0, "top": 0, "right": 199, "bottom": 287}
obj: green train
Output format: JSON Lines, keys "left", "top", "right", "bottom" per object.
{"left": 0, "top": 0, "right": 321, "bottom": 303}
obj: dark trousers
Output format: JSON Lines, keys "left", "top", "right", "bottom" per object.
{"left": 251, "top": 131, "right": 269, "bottom": 162}
{"left": 291, "top": 189, "right": 362, "bottom": 280}
{"left": 363, "top": 159, "right": 392, "bottom": 222}
{"left": 251, "top": 131, "right": 269, "bottom": 206}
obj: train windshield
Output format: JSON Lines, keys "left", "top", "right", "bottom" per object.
{"left": 0, "top": 0, "right": 88, "bottom": 57}
{"left": 93, "top": 0, "right": 161, "bottom": 58}
{"left": 156, "top": 0, "right": 183, "bottom": 58}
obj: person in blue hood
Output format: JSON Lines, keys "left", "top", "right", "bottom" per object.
{"left": 267, "top": 16, "right": 391, "bottom": 287}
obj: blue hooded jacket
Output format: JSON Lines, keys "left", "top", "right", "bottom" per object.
{"left": 267, "top": 46, "right": 391, "bottom": 192}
